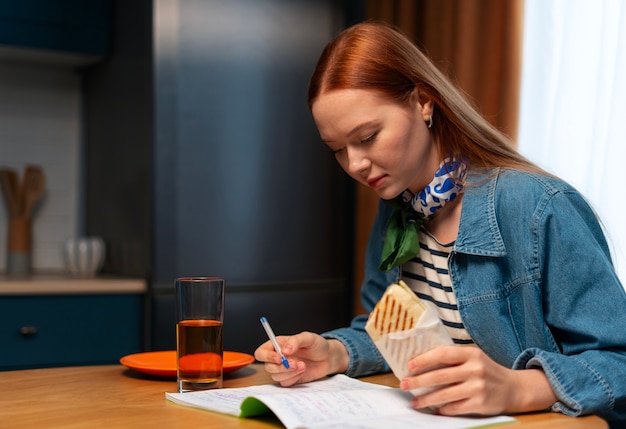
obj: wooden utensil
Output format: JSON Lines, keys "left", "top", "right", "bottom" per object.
{"left": 20, "top": 165, "right": 46, "bottom": 218}
{"left": 0, "top": 168, "right": 20, "bottom": 217}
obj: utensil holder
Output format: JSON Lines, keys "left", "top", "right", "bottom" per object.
{"left": 7, "top": 216, "right": 32, "bottom": 276}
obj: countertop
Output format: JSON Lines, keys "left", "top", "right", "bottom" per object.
{"left": 0, "top": 272, "right": 147, "bottom": 295}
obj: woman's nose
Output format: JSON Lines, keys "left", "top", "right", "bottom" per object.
{"left": 346, "top": 147, "right": 371, "bottom": 176}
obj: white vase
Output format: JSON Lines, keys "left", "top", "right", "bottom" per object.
{"left": 64, "top": 237, "right": 106, "bottom": 277}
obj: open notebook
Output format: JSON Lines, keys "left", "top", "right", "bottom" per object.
{"left": 166, "top": 374, "right": 514, "bottom": 429}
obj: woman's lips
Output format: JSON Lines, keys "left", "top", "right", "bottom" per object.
{"left": 367, "top": 175, "right": 386, "bottom": 189}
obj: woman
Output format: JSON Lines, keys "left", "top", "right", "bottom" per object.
{"left": 254, "top": 22, "right": 626, "bottom": 425}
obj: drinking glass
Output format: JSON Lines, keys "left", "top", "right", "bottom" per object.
{"left": 175, "top": 277, "right": 225, "bottom": 392}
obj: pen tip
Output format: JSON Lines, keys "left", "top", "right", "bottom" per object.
{"left": 260, "top": 316, "right": 267, "bottom": 323}
{"left": 282, "top": 356, "right": 290, "bottom": 369}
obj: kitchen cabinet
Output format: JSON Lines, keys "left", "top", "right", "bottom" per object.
{"left": 0, "top": 0, "right": 110, "bottom": 63}
{"left": 0, "top": 276, "right": 146, "bottom": 370}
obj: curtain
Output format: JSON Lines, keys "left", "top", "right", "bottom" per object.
{"left": 366, "top": 0, "right": 523, "bottom": 139}
{"left": 518, "top": 0, "right": 626, "bottom": 283}
{"left": 349, "top": 0, "right": 525, "bottom": 315}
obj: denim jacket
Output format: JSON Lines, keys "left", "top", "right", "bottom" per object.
{"left": 323, "top": 167, "right": 626, "bottom": 423}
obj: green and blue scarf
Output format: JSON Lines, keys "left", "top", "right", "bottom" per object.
{"left": 379, "top": 157, "right": 468, "bottom": 271}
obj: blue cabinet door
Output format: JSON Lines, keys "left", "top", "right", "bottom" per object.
{"left": 0, "top": 0, "right": 110, "bottom": 55}
{"left": 0, "top": 294, "right": 143, "bottom": 370}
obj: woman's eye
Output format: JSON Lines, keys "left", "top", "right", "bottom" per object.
{"left": 361, "top": 133, "right": 377, "bottom": 143}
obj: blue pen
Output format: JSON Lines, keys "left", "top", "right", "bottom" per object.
{"left": 260, "top": 316, "right": 290, "bottom": 369}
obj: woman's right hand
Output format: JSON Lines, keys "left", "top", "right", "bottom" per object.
{"left": 253, "top": 331, "right": 349, "bottom": 386}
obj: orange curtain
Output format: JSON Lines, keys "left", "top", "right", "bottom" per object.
{"left": 352, "top": 0, "right": 525, "bottom": 316}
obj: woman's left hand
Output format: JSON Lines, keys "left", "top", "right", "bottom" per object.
{"left": 399, "top": 346, "right": 557, "bottom": 416}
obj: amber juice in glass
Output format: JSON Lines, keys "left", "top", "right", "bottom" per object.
{"left": 175, "top": 277, "right": 225, "bottom": 392}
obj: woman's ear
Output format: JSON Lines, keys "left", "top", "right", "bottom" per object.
{"left": 413, "top": 88, "right": 434, "bottom": 123}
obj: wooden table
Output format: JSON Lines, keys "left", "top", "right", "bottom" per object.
{"left": 0, "top": 364, "right": 607, "bottom": 428}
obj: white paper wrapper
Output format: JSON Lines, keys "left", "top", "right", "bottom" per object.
{"left": 369, "top": 301, "right": 453, "bottom": 396}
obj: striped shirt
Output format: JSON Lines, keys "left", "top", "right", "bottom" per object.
{"left": 401, "top": 228, "right": 474, "bottom": 345}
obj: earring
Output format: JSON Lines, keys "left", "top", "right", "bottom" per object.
{"left": 427, "top": 116, "right": 433, "bottom": 129}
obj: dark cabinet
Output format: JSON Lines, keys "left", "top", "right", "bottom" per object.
{"left": 0, "top": 0, "right": 110, "bottom": 57}
{"left": 0, "top": 293, "right": 143, "bottom": 370}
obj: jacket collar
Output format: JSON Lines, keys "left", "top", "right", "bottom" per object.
{"left": 455, "top": 167, "right": 507, "bottom": 257}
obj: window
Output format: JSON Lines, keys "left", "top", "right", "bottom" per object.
{"left": 518, "top": 0, "right": 626, "bottom": 283}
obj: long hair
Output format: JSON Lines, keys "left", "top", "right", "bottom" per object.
{"left": 308, "top": 21, "right": 544, "bottom": 175}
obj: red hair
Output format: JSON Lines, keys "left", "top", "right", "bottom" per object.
{"left": 308, "top": 22, "right": 545, "bottom": 174}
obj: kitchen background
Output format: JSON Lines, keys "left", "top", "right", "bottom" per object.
{"left": 0, "top": 0, "right": 365, "bottom": 358}
{"left": 0, "top": 53, "right": 82, "bottom": 271}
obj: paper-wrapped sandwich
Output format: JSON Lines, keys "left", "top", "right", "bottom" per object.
{"left": 365, "top": 280, "right": 453, "bottom": 396}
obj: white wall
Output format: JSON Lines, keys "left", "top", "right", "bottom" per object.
{"left": 0, "top": 62, "right": 80, "bottom": 271}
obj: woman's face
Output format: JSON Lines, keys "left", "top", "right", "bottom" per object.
{"left": 312, "top": 88, "right": 440, "bottom": 200}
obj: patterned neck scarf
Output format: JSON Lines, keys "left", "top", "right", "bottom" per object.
{"left": 378, "top": 157, "right": 468, "bottom": 271}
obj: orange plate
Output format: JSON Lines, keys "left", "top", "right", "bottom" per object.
{"left": 120, "top": 351, "right": 255, "bottom": 377}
